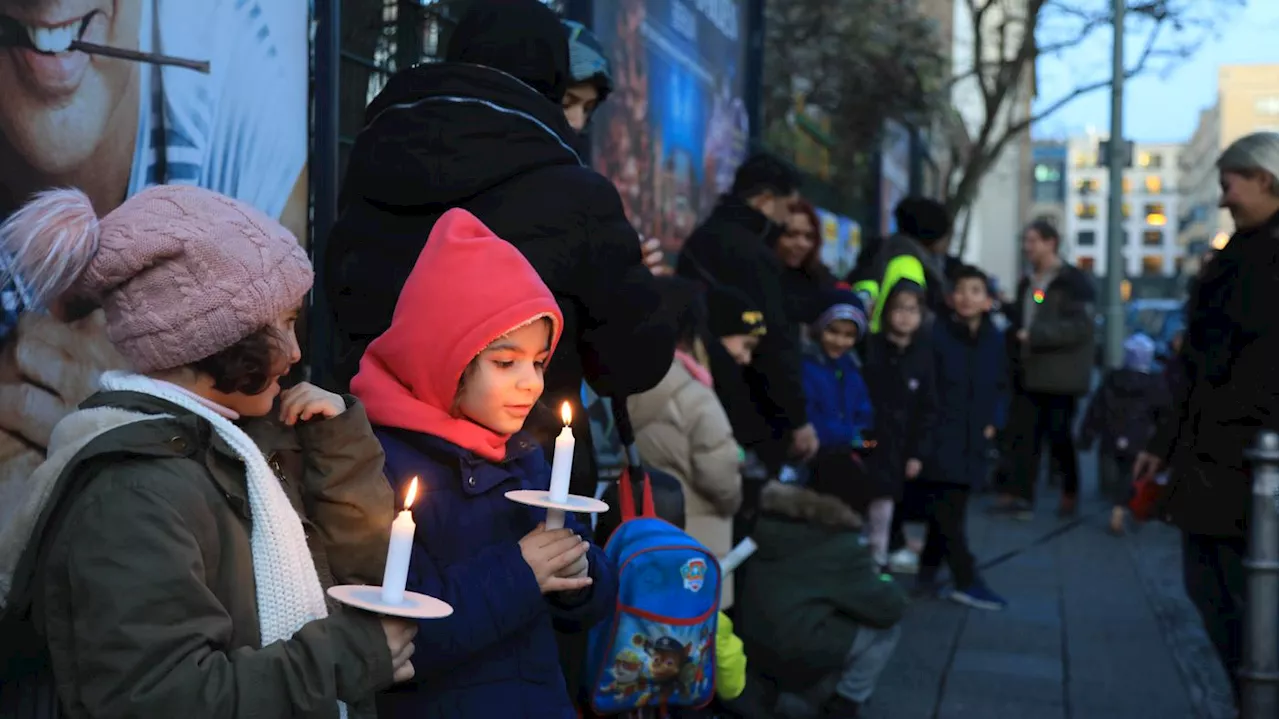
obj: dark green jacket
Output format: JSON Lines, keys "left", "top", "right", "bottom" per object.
{"left": 2, "top": 390, "right": 396, "bottom": 719}
{"left": 736, "top": 483, "right": 907, "bottom": 689}
{"left": 1010, "top": 262, "right": 1097, "bottom": 396}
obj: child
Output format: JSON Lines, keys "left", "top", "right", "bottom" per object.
{"left": 928, "top": 265, "right": 1009, "bottom": 610}
{"left": 862, "top": 281, "right": 936, "bottom": 575}
{"left": 350, "top": 209, "right": 617, "bottom": 718}
{"left": 738, "top": 476, "right": 907, "bottom": 719}
{"left": 1079, "top": 333, "right": 1171, "bottom": 535}
{"left": 627, "top": 276, "right": 744, "bottom": 609}
{"left": 802, "top": 287, "right": 881, "bottom": 558}
{"left": 0, "top": 186, "right": 413, "bottom": 716}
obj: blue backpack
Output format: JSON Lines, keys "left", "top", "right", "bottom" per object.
{"left": 585, "top": 471, "right": 721, "bottom": 715}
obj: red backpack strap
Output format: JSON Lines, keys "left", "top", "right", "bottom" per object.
{"left": 618, "top": 466, "right": 657, "bottom": 522}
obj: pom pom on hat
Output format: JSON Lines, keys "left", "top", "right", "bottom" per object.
{"left": 0, "top": 188, "right": 101, "bottom": 310}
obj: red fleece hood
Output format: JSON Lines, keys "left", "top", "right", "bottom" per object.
{"left": 351, "top": 208, "right": 563, "bottom": 460}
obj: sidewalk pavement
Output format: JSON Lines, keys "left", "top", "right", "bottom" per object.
{"left": 865, "top": 451, "right": 1238, "bottom": 719}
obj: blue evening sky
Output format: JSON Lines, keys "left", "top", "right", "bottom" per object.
{"left": 1032, "top": 0, "right": 1279, "bottom": 142}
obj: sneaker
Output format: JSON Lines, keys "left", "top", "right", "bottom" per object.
{"left": 888, "top": 548, "right": 920, "bottom": 574}
{"left": 950, "top": 581, "right": 1008, "bottom": 611}
{"left": 821, "top": 693, "right": 861, "bottom": 718}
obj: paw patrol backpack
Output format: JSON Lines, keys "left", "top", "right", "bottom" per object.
{"left": 585, "top": 470, "right": 721, "bottom": 715}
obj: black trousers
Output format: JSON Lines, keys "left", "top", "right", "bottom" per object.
{"left": 1008, "top": 391, "right": 1080, "bottom": 502}
{"left": 1182, "top": 532, "right": 1246, "bottom": 706}
{"left": 918, "top": 481, "right": 978, "bottom": 589}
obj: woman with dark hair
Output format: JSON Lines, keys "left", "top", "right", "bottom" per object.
{"left": 773, "top": 199, "right": 838, "bottom": 328}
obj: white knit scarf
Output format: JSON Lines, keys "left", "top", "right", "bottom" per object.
{"left": 99, "top": 371, "right": 348, "bottom": 718}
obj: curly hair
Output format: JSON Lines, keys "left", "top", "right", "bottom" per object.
{"left": 192, "top": 326, "right": 290, "bottom": 395}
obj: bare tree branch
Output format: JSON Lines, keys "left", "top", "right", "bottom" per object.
{"left": 940, "top": 0, "right": 1244, "bottom": 215}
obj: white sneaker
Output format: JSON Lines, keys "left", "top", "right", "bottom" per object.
{"left": 888, "top": 548, "right": 920, "bottom": 574}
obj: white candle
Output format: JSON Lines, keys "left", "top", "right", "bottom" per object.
{"left": 545, "top": 402, "right": 575, "bottom": 529}
{"left": 381, "top": 477, "right": 419, "bottom": 604}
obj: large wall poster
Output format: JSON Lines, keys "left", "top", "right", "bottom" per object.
{"left": 592, "top": 0, "right": 750, "bottom": 255}
{"left": 879, "top": 120, "right": 912, "bottom": 237}
{"left": 0, "top": 0, "right": 309, "bottom": 498}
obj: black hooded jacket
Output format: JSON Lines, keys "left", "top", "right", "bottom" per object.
{"left": 678, "top": 196, "right": 808, "bottom": 446}
{"left": 324, "top": 0, "right": 675, "bottom": 496}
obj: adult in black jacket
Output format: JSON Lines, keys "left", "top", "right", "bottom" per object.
{"left": 678, "top": 153, "right": 818, "bottom": 469}
{"left": 323, "top": 0, "right": 675, "bottom": 499}
{"left": 1134, "top": 132, "right": 1279, "bottom": 708}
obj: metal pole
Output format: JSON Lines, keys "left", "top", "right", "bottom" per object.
{"left": 1103, "top": 0, "right": 1126, "bottom": 369}
{"left": 1242, "top": 431, "right": 1279, "bottom": 719}
{"left": 309, "top": 0, "right": 340, "bottom": 387}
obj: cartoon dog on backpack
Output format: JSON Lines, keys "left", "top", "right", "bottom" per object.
{"left": 601, "top": 647, "right": 646, "bottom": 701}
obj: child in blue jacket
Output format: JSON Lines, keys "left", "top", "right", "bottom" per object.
{"left": 350, "top": 209, "right": 617, "bottom": 719}
{"left": 802, "top": 287, "right": 884, "bottom": 562}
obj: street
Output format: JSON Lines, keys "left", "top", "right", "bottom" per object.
{"left": 868, "top": 453, "right": 1238, "bottom": 719}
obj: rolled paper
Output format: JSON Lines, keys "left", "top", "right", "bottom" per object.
{"left": 719, "top": 537, "right": 759, "bottom": 576}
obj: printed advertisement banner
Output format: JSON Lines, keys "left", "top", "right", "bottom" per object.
{"left": 814, "top": 207, "right": 861, "bottom": 279}
{"left": 0, "top": 0, "right": 309, "bottom": 495}
{"left": 591, "top": 0, "right": 751, "bottom": 255}
{"left": 880, "top": 120, "right": 911, "bottom": 237}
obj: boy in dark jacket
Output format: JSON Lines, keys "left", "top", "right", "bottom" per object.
{"left": 738, "top": 472, "right": 907, "bottom": 719}
{"left": 862, "top": 281, "right": 937, "bottom": 574}
{"left": 1078, "top": 333, "right": 1171, "bottom": 535}
{"left": 928, "top": 266, "right": 1008, "bottom": 610}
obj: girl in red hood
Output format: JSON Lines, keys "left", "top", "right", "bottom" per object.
{"left": 351, "top": 208, "right": 618, "bottom": 718}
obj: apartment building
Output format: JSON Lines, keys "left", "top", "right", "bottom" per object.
{"left": 1028, "top": 140, "right": 1068, "bottom": 230}
{"left": 1064, "top": 133, "right": 1182, "bottom": 278}
{"left": 1179, "top": 64, "right": 1280, "bottom": 255}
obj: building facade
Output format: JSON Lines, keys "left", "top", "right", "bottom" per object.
{"left": 1028, "top": 140, "right": 1067, "bottom": 230}
{"left": 1064, "top": 133, "right": 1182, "bottom": 278}
{"left": 1178, "top": 63, "right": 1280, "bottom": 258}
{"left": 949, "top": 0, "right": 1033, "bottom": 292}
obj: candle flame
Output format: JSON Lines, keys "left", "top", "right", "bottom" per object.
{"left": 404, "top": 477, "right": 419, "bottom": 510}
{"left": 560, "top": 401, "right": 572, "bottom": 426}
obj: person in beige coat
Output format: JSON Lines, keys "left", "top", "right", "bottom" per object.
{"left": 629, "top": 278, "right": 761, "bottom": 607}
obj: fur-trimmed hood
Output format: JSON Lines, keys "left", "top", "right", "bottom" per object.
{"left": 759, "top": 480, "right": 863, "bottom": 530}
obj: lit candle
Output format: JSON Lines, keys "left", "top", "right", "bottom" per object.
{"left": 381, "top": 477, "right": 419, "bottom": 604}
{"left": 545, "top": 402, "right": 575, "bottom": 530}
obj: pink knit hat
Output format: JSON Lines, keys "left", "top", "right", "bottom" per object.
{"left": 0, "top": 185, "right": 313, "bottom": 373}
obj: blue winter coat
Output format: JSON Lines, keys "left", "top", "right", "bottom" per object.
{"left": 801, "top": 350, "right": 875, "bottom": 448}
{"left": 931, "top": 315, "right": 1010, "bottom": 487}
{"left": 374, "top": 427, "right": 618, "bottom": 719}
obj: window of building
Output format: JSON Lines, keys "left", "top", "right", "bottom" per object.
{"left": 1071, "top": 150, "right": 1096, "bottom": 168}
{"left": 1141, "top": 255, "right": 1165, "bottom": 276}
{"left": 1138, "top": 151, "right": 1163, "bottom": 169}
{"left": 1144, "top": 202, "right": 1167, "bottom": 226}
{"left": 1142, "top": 229, "right": 1163, "bottom": 246}
{"left": 1257, "top": 96, "right": 1280, "bottom": 116}
{"left": 1076, "top": 230, "right": 1096, "bottom": 247}
{"left": 1175, "top": 257, "right": 1185, "bottom": 275}
{"left": 1076, "top": 256, "right": 1096, "bottom": 272}
{"left": 1076, "top": 178, "right": 1099, "bottom": 195}
{"left": 1076, "top": 202, "right": 1098, "bottom": 219}
{"left": 1121, "top": 202, "right": 1131, "bottom": 219}
{"left": 1121, "top": 177, "right": 1132, "bottom": 194}
{"left": 1144, "top": 175, "right": 1163, "bottom": 194}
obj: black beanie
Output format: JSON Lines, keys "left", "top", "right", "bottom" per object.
{"left": 894, "top": 197, "right": 951, "bottom": 244}
{"left": 705, "top": 285, "right": 766, "bottom": 338}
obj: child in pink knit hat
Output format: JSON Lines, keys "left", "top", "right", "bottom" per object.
{"left": 0, "top": 185, "right": 415, "bottom": 718}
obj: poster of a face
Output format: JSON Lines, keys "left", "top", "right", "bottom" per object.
{"left": 0, "top": 0, "right": 308, "bottom": 495}
{"left": 591, "top": 0, "right": 750, "bottom": 255}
